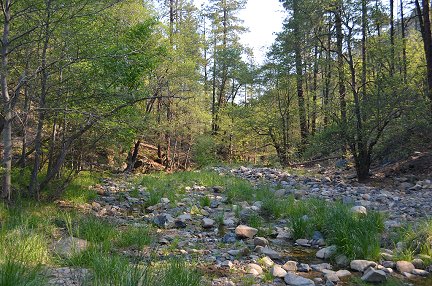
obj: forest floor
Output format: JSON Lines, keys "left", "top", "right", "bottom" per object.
{"left": 1, "top": 162, "right": 432, "bottom": 286}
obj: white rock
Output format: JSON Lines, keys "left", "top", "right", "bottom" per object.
{"left": 247, "top": 263, "right": 263, "bottom": 275}
{"left": 271, "top": 264, "right": 287, "bottom": 278}
{"left": 260, "top": 256, "right": 274, "bottom": 267}
{"left": 351, "top": 206, "right": 367, "bottom": 215}
{"left": 283, "top": 261, "right": 298, "bottom": 272}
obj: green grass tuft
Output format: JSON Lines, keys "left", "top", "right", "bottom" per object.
{"left": 115, "top": 225, "right": 154, "bottom": 249}
{"left": 62, "top": 171, "right": 101, "bottom": 204}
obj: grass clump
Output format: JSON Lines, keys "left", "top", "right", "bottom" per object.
{"left": 392, "top": 219, "right": 432, "bottom": 261}
{"left": 62, "top": 171, "right": 102, "bottom": 204}
{"left": 261, "top": 194, "right": 293, "bottom": 219}
{"left": 115, "top": 226, "right": 154, "bottom": 249}
{"left": 0, "top": 218, "right": 50, "bottom": 286}
{"left": 75, "top": 215, "right": 116, "bottom": 244}
{"left": 68, "top": 249, "right": 201, "bottom": 286}
{"left": 140, "top": 171, "right": 256, "bottom": 205}
{"left": 67, "top": 247, "right": 149, "bottom": 286}
{"left": 247, "top": 212, "right": 263, "bottom": 228}
{"left": 160, "top": 259, "right": 202, "bottom": 286}
{"left": 199, "top": 196, "right": 211, "bottom": 207}
{"left": 0, "top": 260, "right": 46, "bottom": 286}
{"left": 323, "top": 204, "right": 384, "bottom": 260}
{"left": 263, "top": 195, "right": 385, "bottom": 261}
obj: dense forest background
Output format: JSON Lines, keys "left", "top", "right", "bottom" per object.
{"left": 0, "top": 0, "right": 431, "bottom": 200}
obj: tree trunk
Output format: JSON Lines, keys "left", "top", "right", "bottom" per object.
{"left": 323, "top": 15, "right": 331, "bottom": 126}
{"left": 355, "top": 148, "right": 371, "bottom": 181}
{"left": 416, "top": 0, "right": 432, "bottom": 108}
{"left": 312, "top": 44, "right": 318, "bottom": 135}
{"left": 29, "top": 0, "right": 52, "bottom": 198}
{"left": 293, "top": 0, "right": 308, "bottom": 148}
{"left": 335, "top": 7, "right": 347, "bottom": 135}
{"left": 400, "top": 0, "right": 407, "bottom": 83}
{"left": 390, "top": 0, "right": 395, "bottom": 76}
{"left": 1, "top": 0, "right": 12, "bottom": 200}
{"left": 125, "top": 140, "right": 141, "bottom": 172}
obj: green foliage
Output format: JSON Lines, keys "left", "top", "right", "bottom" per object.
{"left": 0, "top": 227, "right": 50, "bottom": 265}
{"left": 262, "top": 194, "right": 384, "bottom": 260}
{"left": 0, "top": 260, "right": 46, "bottom": 286}
{"left": 62, "top": 171, "right": 101, "bottom": 204}
{"left": 115, "top": 226, "right": 154, "bottom": 249}
{"left": 74, "top": 215, "right": 116, "bottom": 247}
{"left": 160, "top": 259, "right": 202, "bottom": 286}
{"left": 199, "top": 196, "right": 211, "bottom": 207}
{"left": 324, "top": 205, "right": 384, "bottom": 260}
{"left": 303, "top": 124, "right": 343, "bottom": 159}
{"left": 247, "top": 212, "right": 264, "bottom": 229}
{"left": 67, "top": 247, "right": 149, "bottom": 286}
{"left": 393, "top": 219, "right": 432, "bottom": 260}
{"left": 192, "top": 135, "right": 219, "bottom": 167}
{"left": 261, "top": 194, "right": 294, "bottom": 219}
{"left": 140, "top": 170, "right": 256, "bottom": 205}
{"left": 0, "top": 205, "right": 50, "bottom": 286}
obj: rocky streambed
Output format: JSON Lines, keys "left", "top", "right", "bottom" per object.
{"left": 51, "top": 166, "right": 432, "bottom": 285}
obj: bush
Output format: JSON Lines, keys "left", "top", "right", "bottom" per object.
{"left": 191, "top": 135, "right": 219, "bottom": 167}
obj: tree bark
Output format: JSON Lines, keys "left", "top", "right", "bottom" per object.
{"left": 400, "top": 0, "right": 407, "bottom": 83}
{"left": 1, "top": 0, "right": 12, "bottom": 200}
{"left": 125, "top": 140, "right": 141, "bottom": 172}
{"left": 390, "top": 0, "right": 395, "bottom": 76}
{"left": 335, "top": 7, "right": 347, "bottom": 136}
{"left": 293, "top": 0, "right": 308, "bottom": 148}
{"left": 29, "top": 0, "right": 52, "bottom": 198}
{"left": 416, "top": 0, "right": 432, "bottom": 108}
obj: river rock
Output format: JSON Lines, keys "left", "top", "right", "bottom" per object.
{"left": 283, "top": 261, "right": 298, "bottom": 272}
{"left": 271, "top": 264, "right": 287, "bottom": 278}
{"left": 396, "top": 261, "right": 415, "bottom": 273}
{"left": 202, "top": 218, "right": 215, "bottom": 228}
{"left": 412, "top": 269, "right": 429, "bottom": 277}
{"left": 361, "top": 267, "right": 387, "bottom": 283}
{"left": 335, "top": 270, "right": 351, "bottom": 278}
{"left": 350, "top": 260, "right": 377, "bottom": 272}
{"left": 53, "top": 237, "right": 88, "bottom": 258}
{"left": 284, "top": 273, "right": 315, "bottom": 286}
{"left": 235, "top": 225, "right": 258, "bottom": 239}
{"left": 316, "top": 245, "right": 336, "bottom": 259}
{"left": 412, "top": 258, "right": 425, "bottom": 269}
{"left": 351, "top": 206, "right": 367, "bottom": 215}
{"left": 260, "top": 256, "right": 274, "bottom": 267}
{"left": 257, "top": 246, "right": 281, "bottom": 259}
{"left": 254, "top": 237, "right": 269, "bottom": 247}
{"left": 247, "top": 263, "right": 263, "bottom": 275}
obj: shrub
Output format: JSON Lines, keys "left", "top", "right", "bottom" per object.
{"left": 191, "top": 135, "right": 219, "bottom": 167}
